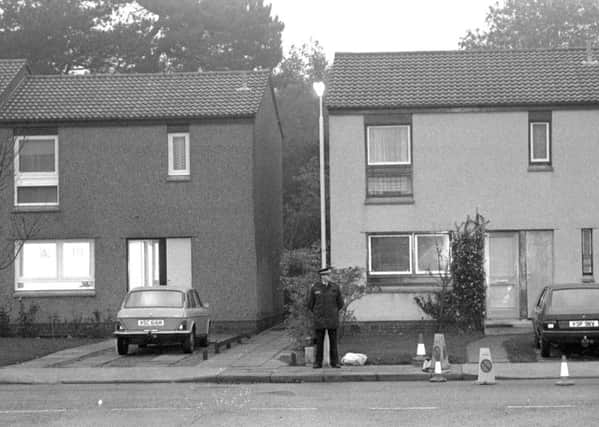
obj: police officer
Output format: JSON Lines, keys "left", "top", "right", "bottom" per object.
{"left": 307, "top": 266, "right": 344, "bottom": 368}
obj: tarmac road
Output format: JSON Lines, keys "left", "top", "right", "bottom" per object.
{"left": 1, "top": 380, "right": 598, "bottom": 427}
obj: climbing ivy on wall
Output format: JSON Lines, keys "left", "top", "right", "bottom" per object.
{"left": 415, "top": 212, "right": 488, "bottom": 332}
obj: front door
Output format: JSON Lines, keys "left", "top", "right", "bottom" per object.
{"left": 486, "top": 232, "right": 520, "bottom": 319}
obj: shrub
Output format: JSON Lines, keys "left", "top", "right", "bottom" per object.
{"left": 414, "top": 212, "right": 488, "bottom": 332}
{"left": 281, "top": 245, "right": 369, "bottom": 348}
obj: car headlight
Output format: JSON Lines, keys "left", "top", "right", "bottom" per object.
{"left": 545, "top": 322, "right": 555, "bottom": 329}
{"left": 178, "top": 320, "right": 187, "bottom": 331}
{"left": 115, "top": 321, "right": 124, "bottom": 331}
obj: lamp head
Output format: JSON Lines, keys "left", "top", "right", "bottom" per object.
{"left": 312, "top": 81, "right": 325, "bottom": 97}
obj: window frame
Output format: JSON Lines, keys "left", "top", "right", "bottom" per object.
{"left": 14, "top": 135, "right": 59, "bottom": 206}
{"left": 582, "top": 228, "right": 593, "bottom": 277}
{"left": 366, "top": 125, "right": 412, "bottom": 166}
{"left": 167, "top": 132, "right": 190, "bottom": 176}
{"left": 15, "top": 239, "right": 95, "bottom": 292}
{"left": 414, "top": 233, "right": 451, "bottom": 275}
{"left": 365, "top": 123, "right": 413, "bottom": 198}
{"left": 368, "top": 232, "right": 450, "bottom": 277}
{"left": 368, "top": 234, "right": 413, "bottom": 275}
{"left": 529, "top": 121, "right": 551, "bottom": 164}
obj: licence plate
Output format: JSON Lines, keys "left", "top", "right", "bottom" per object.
{"left": 569, "top": 320, "right": 598, "bottom": 328}
{"left": 138, "top": 319, "right": 164, "bottom": 327}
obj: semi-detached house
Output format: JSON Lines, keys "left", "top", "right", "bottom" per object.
{"left": 0, "top": 60, "right": 283, "bottom": 334}
{"left": 326, "top": 48, "right": 599, "bottom": 326}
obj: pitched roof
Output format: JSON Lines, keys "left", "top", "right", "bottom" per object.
{"left": 0, "top": 69, "right": 271, "bottom": 122}
{"left": 0, "top": 59, "right": 28, "bottom": 101}
{"left": 327, "top": 48, "right": 599, "bottom": 110}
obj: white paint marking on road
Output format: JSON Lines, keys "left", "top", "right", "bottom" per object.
{"left": 110, "top": 407, "right": 193, "bottom": 412}
{"left": 506, "top": 405, "right": 577, "bottom": 409}
{"left": 0, "top": 409, "right": 67, "bottom": 414}
{"left": 250, "top": 407, "right": 318, "bottom": 411}
{"left": 369, "top": 407, "right": 439, "bottom": 411}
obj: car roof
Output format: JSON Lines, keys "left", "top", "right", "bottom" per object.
{"left": 545, "top": 283, "right": 599, "bottom": 291}
{"left": 127, "top": 287, "right": 189, "bottom": 293}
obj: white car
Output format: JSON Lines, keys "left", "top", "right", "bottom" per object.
{"left": 113, "top": 287, "right": 210, "bottom": 355}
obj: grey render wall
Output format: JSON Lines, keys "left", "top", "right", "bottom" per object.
{"left": 252, "top": 86, "right": 284, "bottom": 324}
{"left": 328, "top": 110, "right": 599, "bottom": 320}
{"left": 0, "top": 121, "right": 263, "bottom": 325}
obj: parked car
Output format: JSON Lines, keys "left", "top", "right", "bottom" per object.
{"left": 113, "top": 287, "right": 210, "bottom": 355}
{"left": 532, "top": 284, "right": 599, "bottom": 357}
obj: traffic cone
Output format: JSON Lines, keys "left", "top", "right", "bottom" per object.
{"left": 556, "top": 355, "right": 574, "bottom": 386}
{"left": 412, "top": 333, "right": 427, "bottom": 366}
{"left": 429, "top": 360, "right": 447, "bottom": 383}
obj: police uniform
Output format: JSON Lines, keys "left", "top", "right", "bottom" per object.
{"left": 307, "top": 267, "right": 344, "bottom": 368}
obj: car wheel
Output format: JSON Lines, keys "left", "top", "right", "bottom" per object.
{"left": 182, "top": 329, "right": 195, "bottom": 354}
{"left": 198, "top": 334, "right": 209, "bottom": 347}
{"left": 540, "top": 336, "right": 551, "bottom": 358}
{"left": 116, "top": 338, "right": 129, "bottom": 356}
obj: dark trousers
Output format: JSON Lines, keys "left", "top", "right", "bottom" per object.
{"left": 314, "top": 328, "right": 338, "bottom": 365}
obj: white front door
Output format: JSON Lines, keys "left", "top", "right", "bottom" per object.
{"left": 486, "top": 232, "right": 520, "bottom": 319}
{"left": 166, "top": 238, "right": 192, "bottom": 288}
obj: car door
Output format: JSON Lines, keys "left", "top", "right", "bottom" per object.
{"left": 532, "top": 287, "right": 548, "bottom": 335}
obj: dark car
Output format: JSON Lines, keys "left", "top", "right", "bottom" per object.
{"left": 113, "top": 287, "right": 210, "bottom": 355}
{"left": 532, "top": 284, "right": 599, "bottom": 357}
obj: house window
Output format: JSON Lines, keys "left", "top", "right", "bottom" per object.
{"left": 14, "top": 135, "right": 59, "bottom": 206}
{"left": 168, "top": 133, "right": 190, "bottom": 176}
{"left": 530, "top": 122, "right": 550, "bottom": 163}
{"left": 368, "top": 233, "right": 450, "bottom": 276}
{"left": 582, "top": 228, "right": 593, "bottom": 276}
{"left": 415, "top": 234, "right": 450, "bottom": 274}
{"left": 15, "top": 240, "right": 94, "bottom": 291}
{"left": 366, "top": 125, "right": 412, "bottom": 197}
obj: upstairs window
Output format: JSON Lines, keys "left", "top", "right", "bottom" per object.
{"left": 582, "top": 228, "right": 593, "bottom": 276}
{"left": 168, "top": 132, "right": 190, "bottom": 176}
{"left": 528, "top": 111, "right": 551, "bottom": 166}
{"left": 366, "top": 125, "right": 412, "bottom": 197}
{"left": 14, "top": 135, "right": 59, "bottom": 206}
{"left": 530, "top": 122, "right": 550, "bottom": 163}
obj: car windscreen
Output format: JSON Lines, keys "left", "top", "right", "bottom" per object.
{"left": 124, "top": 290, "right": 184, "bottom": 308}
{"left": 548, "top": 289, "right": 599, "bottom": 314}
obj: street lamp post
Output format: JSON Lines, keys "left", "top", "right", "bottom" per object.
{"left": 313, "top": 81, "right": 326, "bottom": 268}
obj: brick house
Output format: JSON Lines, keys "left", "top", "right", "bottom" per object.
{"left": 0, "top": 60, "right": 283, "bottom": 334}
{"left": 326, "top": 48, "right": 599, "bottom": 325}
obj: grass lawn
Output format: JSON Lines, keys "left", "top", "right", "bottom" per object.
{"left": 0, "top": 337, "right": 104, "bottom": 367}
{"left": 337, "top": 330, "right": 484, "bottom": 365}
{"left": 502, "top": 334, "right": 538, "bottom": 362}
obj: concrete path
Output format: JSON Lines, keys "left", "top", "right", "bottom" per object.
{"left": 1, "top": 327, "right": 599, "bottom": 384}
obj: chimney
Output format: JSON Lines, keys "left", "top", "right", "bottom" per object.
{"left": 583, "top": 39, "right": 598, "bottom": 65}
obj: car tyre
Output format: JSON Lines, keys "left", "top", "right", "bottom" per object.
{"left": 540, "top": 336, "right": 551, "bottom": 358}
{"left": 182, "top": 329, "right": 195, "bottom": 354}
{"left": 116, "top": 338, "right": 129, "bottom": 356}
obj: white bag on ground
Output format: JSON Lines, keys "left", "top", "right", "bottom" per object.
{"left": 341, "top": 352, "right": 368, "bottom": 366}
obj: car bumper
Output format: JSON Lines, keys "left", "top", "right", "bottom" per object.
{"left": 542, "top": 330, "right": 599, "bottom": 345}
{"left": 113, "top": 330, "right": 190, "bottom": 345}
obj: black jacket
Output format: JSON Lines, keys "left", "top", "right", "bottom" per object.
{"left": 307, "top": 281, "right": 344, "bottom": 329}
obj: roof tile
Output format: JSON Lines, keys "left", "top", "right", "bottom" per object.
{"left": 0, "top": 69, "right": 270, "bottom": 122}
{"left": 327, "top": 49, "right": 599, "bottom": 109}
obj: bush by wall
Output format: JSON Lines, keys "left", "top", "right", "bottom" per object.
{"left": 414, "top": 212, "right": 488, "bottom": 332}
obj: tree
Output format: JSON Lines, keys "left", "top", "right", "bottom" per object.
{"left": 0, "top": 0, "right": 284, "bottom": 74}
{"left": 273, "top": 41, "right": 329, "bottom": 249}
{"left": 0, "top": 137, "right": 40, "bottom": 271}
{"left": 0, "top": 0, "right": 122, "bottom": 74}
{"left": 460, "top": 0, "right": 599, "bottom": 50}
